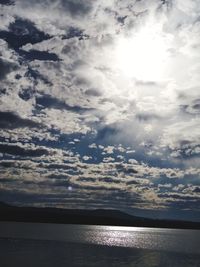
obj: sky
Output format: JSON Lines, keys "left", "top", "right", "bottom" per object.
{"left": 0, "top": 0, "right": 200, "bottom": 221}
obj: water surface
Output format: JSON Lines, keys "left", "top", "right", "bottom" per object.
{"left": 0, "top": 222, "right": 200, "bottom": 267}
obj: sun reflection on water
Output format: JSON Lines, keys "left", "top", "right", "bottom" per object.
{"left": 78, "top": 225, "right": 199, "bottom": 254}
{"left": 82, "top": 226, "right": 155, "bottom": 249}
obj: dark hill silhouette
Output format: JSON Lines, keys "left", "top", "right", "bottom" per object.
{"left": 0, "top": 202, "right": 199, "bottom": 230}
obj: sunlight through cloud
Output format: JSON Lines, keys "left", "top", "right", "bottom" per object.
{"left": 114, "top": 21, "right": 172, "bottom": 81}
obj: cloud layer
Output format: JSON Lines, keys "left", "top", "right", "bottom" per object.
{"left": 0, "top": 0, "right": 200, "bottom": 220}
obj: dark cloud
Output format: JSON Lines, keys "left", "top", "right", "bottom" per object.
{"left": 85, "top": 88, "right": 102, "bottom": 97}
{"left": 42, "top": 163, "right": 77, "bottom": 171}
{"left": 36, "top": 94, "right": 93, "bottom": 113}
{"left": 126, "top": 180, "right": 139, "bottom": 185}
{"left": 97, "top": 125, "right": 119, "bottom": 141}
{"left": 25, "top": 67, "right": 52, "bottom": 85}
{"left": 0, "top": 18, "right": 51, "bottom": 50}
{"left": 160, "top": 0, "right": 171, "bottom": 6}
{"left": 115, "top": 164, "right": 138, "bottom": 175}
{"left": 124, "top": 168, "right": 138, "bottom": 175}
{"left": 135, "top": 80, "right": 158, "bottom": 86}
{"left": 19, "top": 50, "right": 60, "bottom": 62}
{"left": 0, "top": 58, "right": 17, "bottom": 80}
{"left": 0, "top": 0, "right": 14, "bottom": 5}
{"left": 74, "top": 184, "right": 119, "bottom": 191}
{"left": 18, "top": 87, "right": 34, "bottom": 101}
{"left": 0, "top": 88, "right": 7, "bottom": 95}
{"left": 193, "top": 103, "right": 200, "bottom": 110}
{"left": 66, "top": 27, "right": 83, "bottom": 38}
{"left": 193, "top": 187, "right": 200, "bottom": 193}
{"left": 117, "top": 16, "right": 127, "bottom": 25}
{"left": 0, "top": 160, "right": 36, "bottom": 170}
{"left": 47, "top": 174, "right": 70, "bottom": 180}
{"left": 0, "top": 143, "right": 49, "bottom": 157}
{"left": 60, "top": 0, "right": 92, "bottom": 17}
{"left": 0, "top": 178, "right": 18, "bottom": 183}
{"left": 0, "top": 111, "right": 41, "bottom": 129}
{"left": 181, "top": 99, "right": 200, "bottom": 115}
{"left": 136, "top": 113, "right": 160, "bottom": 122}
{"left": 99, "top": 177, "right": 121, "bottom": 184}
{"left": 171, "top": 143, "right": 200, "bottom": 159}
{"left": 21, "top": 178, "right": 70, "bottom": 188}
{"left": 159, "top": 193, "right": 199, "bottom": 201}
{"left": 77, "top": 177, "right": 96, "bottom": 183}
{"left": 0, "top": 161, "right": 14, "bottom": 168}
{"left": 62, "top": 26, "right": 89, "bottom": 40}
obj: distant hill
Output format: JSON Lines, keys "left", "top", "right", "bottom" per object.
{"left": 0, "top": 202, "right": 199, "bottom": 230}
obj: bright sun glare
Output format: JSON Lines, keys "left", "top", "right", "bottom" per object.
{"left": 115, "top": 24, "right": 170, "bottom": 81}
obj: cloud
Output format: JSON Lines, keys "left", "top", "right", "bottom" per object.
{"left": 0, "top": 0, "right": 14, "bottom": 6}
{"left": 0, "top": 0, "right": 200, "bottom": 219}
{"left": 0, "top": 147, "right": 200, "bottom": 213}
{"left": 35, "top": 94, "right": 93, "bottom": 113}
{"left": 0, "top": 111, "right": 41, "bottom": 129}
{"left": 0, "top": 58, "right": 17, "bottom": 80}
{"left": 0, "top": 142, "right": 49, "bottom": 157}
{"left": 161, "top": 118, "right": 200, "bottom": 159}
{"left": 56, "top": 0, "right": 93, "bottom": 17}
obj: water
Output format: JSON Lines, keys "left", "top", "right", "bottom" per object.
{"left": 0, "top": 222, "right": 200, "bottom": 267}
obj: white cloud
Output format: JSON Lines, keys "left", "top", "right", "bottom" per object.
{"left": 82, "top": 155, "right": 92, "bottom": 161}
{"left": 89, "top": 143, "right": 97, "bottom": 149}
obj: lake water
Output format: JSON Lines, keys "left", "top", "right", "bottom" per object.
{"left": 0, "top": 222, "right": 200, "bottom": 267}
